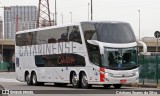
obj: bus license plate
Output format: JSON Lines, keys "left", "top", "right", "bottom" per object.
{"left": 120, "top": 79, "right": 126, "bottom": 84}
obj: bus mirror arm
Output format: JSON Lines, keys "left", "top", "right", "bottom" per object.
{"left": 87, "top": 40, "right": 104, "bottom": 55}
{"left": 137, "top": 41, "right": 147, "bottom": 55}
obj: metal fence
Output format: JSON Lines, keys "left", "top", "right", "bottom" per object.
{"left": 138, "top": 55, "right": 160, "bottom": 84}
{"left": 0, "top": 62, "right": 15, "bottom": 72}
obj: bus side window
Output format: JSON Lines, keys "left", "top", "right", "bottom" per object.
{"left": 35, "top": 56, "right": 45, "bottom": 67}
{"left": 16, "top": 33, "right": 33, "bottom": 46}
{"left": 69, "top": 26, "right": 82, "bottom": 44}
{"left": 81, "top": 23, "right": 100, "bottom": 66}
{"left": 87, "top": 43, "right": 101, "bottom": 66}
{"left": 58, "top": 33, "right": 68, "bottom": 42}
{"left": 16, "top": 34, "right": 22, "bottom": 46}
{"left": 25, "top": 33, "right": 32, "bottom": 45}
{"left": 81, "top": 23, "right": 98, "bottom": 41}
{"left": 84, "top": 30, "right": 97, "bottom": 40}
{"left": 48, "top": 38, "right": 57, "bottom": 43}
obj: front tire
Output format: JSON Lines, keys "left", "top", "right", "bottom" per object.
{"left": 81, "top": 73, "right": 91, "bottom": 89}
{"left": 113, "top": 84, "right": 122, "bottom": 89}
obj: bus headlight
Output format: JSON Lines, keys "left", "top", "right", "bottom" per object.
{"left": 133, "top": 69, "right": 139, "bottom": 75}
{"left": 108, "top": 73, "right": 113, "bottom": 76}
{"left": 105, "top": 72, "right": 113, "bottom": 76}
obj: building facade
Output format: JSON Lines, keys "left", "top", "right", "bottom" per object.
{"left": 4, "top": 6, "right": 37, "bottom": 39}
{"left": 138, "top": 37, "right": 160, "bottom": 52}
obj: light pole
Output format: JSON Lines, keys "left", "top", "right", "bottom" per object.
{"left": 53, "top": 13, "right": 54, "bottom": 25}
{"left": 91, "top": 0, "right": 93, "bottom": 20}
{"left": 69, "top": 12, "right": 72, "bottom": 23}
{"left": 88, "top": 3, "right": 90, "bottom": 20}
{"left": 55, "top": 0, "right": 57, "bottom": 25}
{"left": 138, "top": 10, "right": 140, "bottom": 40}
{"left": 60, "top": 13, "right": 63, "bottom": 24}
{"left": 0, "top": 6, "right": 3, "bottom": 63}
{"left": 50, "top": 13, "right": 54, "bottom": 26}
{"left": 154, "top": 31, "right": 160, "bottom": 86}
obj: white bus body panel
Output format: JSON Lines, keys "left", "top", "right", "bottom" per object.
{"left": 15, "top": 22, "right": 139, "bottom": 85}
{"left": 87, "top": 67, "right": 139, "bottom": 84}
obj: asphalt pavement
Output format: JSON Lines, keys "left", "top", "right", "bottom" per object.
{"left": 0, "top": 72, "right": 160, "bottom": 96}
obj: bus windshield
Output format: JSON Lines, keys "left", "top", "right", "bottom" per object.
{"left": 95, "top": 23, "right": 136, "bottom": 43}
{"left": 81, "top": 22, "right": 136, "bottom": 43}
{"left": 103, "top": 47, "right": 138, "bottom": 70}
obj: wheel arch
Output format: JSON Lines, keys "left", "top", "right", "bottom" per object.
{"left": 24, "top": 70, "right": 30, "bottom": 81}
{"left": 70, "top": 70, "right": 76, "bottom": 83}
{"left": 79, "top": 70, "right": 87, "bottom": 82}
{"left": 31, "top": 70, "right": 36, "bottom": 76}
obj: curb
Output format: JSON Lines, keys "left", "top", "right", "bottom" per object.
{"left": 123, "top": 83, "right": 158, "bottom": 88}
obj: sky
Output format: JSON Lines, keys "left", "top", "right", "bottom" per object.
{"left": 0, "top": 0, "right": 160, "bottom": 38}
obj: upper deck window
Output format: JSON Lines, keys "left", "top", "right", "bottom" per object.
{"left": 81, "top": 23, "right": 98, "bottom": 41}
{"left": 16, "top": 25, "right": 82, "bottom": 46}
{"left": 81, "top": 22, "right": 136, "bottom": 43}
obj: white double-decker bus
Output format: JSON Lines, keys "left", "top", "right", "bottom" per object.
{"left": 15, "top": 21, "right": 147, "bottom": 88}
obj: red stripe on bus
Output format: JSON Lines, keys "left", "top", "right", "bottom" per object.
{"left": 100, "top": 67, "right": 105, "bottom": 82}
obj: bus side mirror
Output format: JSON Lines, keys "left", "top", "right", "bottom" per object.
{"left": 87, "top": 40, "right": 104, "bottom": 55}
{"left": 137, "top": 41, "right": 147, "bottom": 55}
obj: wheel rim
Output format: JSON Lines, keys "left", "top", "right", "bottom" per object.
{"left": 72, "top": 74, "right": 78, "bottom": 86}
{"left": 82, "top": 75, "right": 88, "bottom": 86}
{"left": 32, "top": 74, "right": 36, "bottom": 84}
{"left": 26, "top": 75, "right": 29, "bottom": 83}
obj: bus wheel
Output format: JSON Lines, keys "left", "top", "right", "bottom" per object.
{"left": 71, "top": 72, "right": 80, "bottom": 88}
{"left": 103, "top": 84, "right": 111, "bottom": 88}
{"left": 81, "top": 73, "right": 91, "bottom": 89}
{"left": 26, "top": 74, "right": 32, "bottom": 85}
{"left": 113, "top": 84, "right": 122, "bottom": 89}
{"left": 32, "top": 73, "right": 38, "bottom": 86}
{"left": 31, "top": 73, "right": 44, "bottom": 86}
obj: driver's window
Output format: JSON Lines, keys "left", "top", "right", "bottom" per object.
{"left": 87, "top": 43, "right": 101, "bottom": 66}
